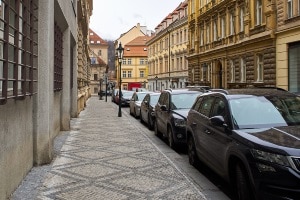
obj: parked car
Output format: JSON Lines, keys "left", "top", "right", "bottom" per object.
{"left": 115, "top": 90, "right": 134, "bottom": 106}
{"left": 140, "top": 92, "right": 160, "bottom": 130}
{"left": 186, "top": 88, "right": 300, "bottom": 200}
{"left": 129, "top": 91, "right": 153, "bottom": 118}
{"left": 111, "top": 88, "right": 119, "bottom": 103}
{"left": 154, "top": 89, "right": 203, "bottom": 149}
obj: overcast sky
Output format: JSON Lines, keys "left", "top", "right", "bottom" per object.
{"left": 89, "top": 0, "right": 184, "bottom": 41}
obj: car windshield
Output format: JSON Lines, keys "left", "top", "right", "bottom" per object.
{"left": 122, "top": 91, "right": 134, "bottom": 98}
{"left": 172, "top": 93, "right": 200, "bottom": 109}
{"left": 150, "top": 94, "right": 160, "bottom": 106}
{"left": 229, "top": 96, "right": 300, "bottom": 129}
{"left": 137, "top": 93, "right": 147, "bottom": 101}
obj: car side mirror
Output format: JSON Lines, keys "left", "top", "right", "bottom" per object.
{"left": 160, "top": 105, "right": 167, "bottom": 111}
{"left": 210, "top": 116, "right": 225, "bottom": 127}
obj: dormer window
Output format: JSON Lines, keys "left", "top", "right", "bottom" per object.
{"left": 90, "top": 32, "right": 94, "bottom": 35}
{"left": 91, "top": 41, "right": 94, "bottom": 44}
{"left": 97, "top": 41, "right": 100, "bottom": 44}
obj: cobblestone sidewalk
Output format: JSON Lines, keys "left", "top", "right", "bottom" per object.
{"left": 12, "top": 96, "right": 208, "bottom": 200}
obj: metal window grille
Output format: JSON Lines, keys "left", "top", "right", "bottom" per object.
{"left": 0, "top": 0, "right": 38, "bottom": 105}
{"left": 54, "top": 22, "right": 63, "bottom": 91}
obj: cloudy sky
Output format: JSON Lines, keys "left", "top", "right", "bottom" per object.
{"left": 89, "top": 0, "right": 184, "bottom": 41}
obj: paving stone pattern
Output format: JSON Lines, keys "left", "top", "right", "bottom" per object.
{"left": 33, "top": 97, "right": 207, "bottom": 200}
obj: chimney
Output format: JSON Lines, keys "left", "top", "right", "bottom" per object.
{"left": 137, "top": 23, "right": 140, "bottom": 30}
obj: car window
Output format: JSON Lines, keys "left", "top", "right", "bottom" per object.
{"left": 210, "top": 97, "right": 226, "bottom": 118}
{"left": 137, "top": 93, "right": 147, "bottom": 101}
{"left": 229, "top": 96, "right": 287, "bottom": 129}
{"left": 198, "top": 96, "right": 215, "bottom": 117}
{"left": 192, "top": 96, "right": 203, "bottom": 111}
{"left": 150, "top": 94, "right": 159, "bottom": 106}
{"left": 143, "top": 94, "right": 149, "bottom": 103}
{"left": 171, "top": 93, "right": 200, "bottom": 109}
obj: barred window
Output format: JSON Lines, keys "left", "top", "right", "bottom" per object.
{"left": 54, "top": 22, "right": 63, "bottom": 91}
{"left": 0, "top": 0, "right": 38, "bottom": 105}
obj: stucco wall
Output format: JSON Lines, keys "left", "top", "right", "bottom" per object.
{"left": 0, "top": 98, "right": 33, "bottom": 199}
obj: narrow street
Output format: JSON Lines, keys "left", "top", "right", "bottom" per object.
{"left": 11, "top": 96, "right": 230, "bottom": 200}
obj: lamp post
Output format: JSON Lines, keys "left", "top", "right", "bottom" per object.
{"left": 155, "top": 76, "right": 158, "bottom": 91}
{"left": 117, "top": 42, "right": 124, "bottom": 117}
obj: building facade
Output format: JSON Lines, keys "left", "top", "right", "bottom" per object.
{"left": 147, "top": 1, "right": 189, "bottom": 91}
{"left": 77, "top": 0, "right": 93, "bottom": 113}
{"left": 89, "top": 29, "right": 109, "bottom": 94}
{"left": 0, "top": 0, "right": 92, "bottom": 199}
{"left": 187, "top": 0, "right": 277, "bottom": 89}
{"left": 121, "top": 36, "right": 151, "bottom": 91}
{"left": 114, "top": 23, "right": 152, "bottom": 89}
{"left": 276, "top": 0, "right": 300, "bottom": 93}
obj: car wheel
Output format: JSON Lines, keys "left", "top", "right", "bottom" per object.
{"left": 154, "top": 120, "right": 160, "bottom": 136}
{"left": 235, "top": 163, "right": 253, "bottom": 200}
{"left": 167, "top": 127, "right": 176, "bottom": 150}
{"left": 187, "top": 136, "right": 199, "bottom": 167}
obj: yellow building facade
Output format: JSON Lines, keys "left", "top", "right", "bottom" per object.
{"left": 187, "top": 0, "right": 277, "bottom": 89}
{"left": 276, "top": 0, "right": 300, "bottom": 93}
{"left": 147, "top": 1, "right": 189, "bottom": 91}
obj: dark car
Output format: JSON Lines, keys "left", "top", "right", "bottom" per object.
{"left": 115, "top": 90, "right": 134, "bottom": 106}
{"left": 129, "top": 91, "right": 153, "bottom": 118}
{"left": 186, "top": 88, "right": 300, "bottom": 200}
{"left": 154, "top": 89, "right": 203, "bottom": 149}
{"left": 140, "top": 92, "right": 160, "bottom": 130}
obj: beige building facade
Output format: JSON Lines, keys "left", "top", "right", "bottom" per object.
{"left": 122, "top": 36, "right": 151, "bottom": 91}
{"left": 89, "top": 29, "right": 109, "bottom": 94}
{"left": 77, "top": 0, "right": 93, "bottom": 113}
{"left": 115, "top": 23, "right": 152, "bottom": 89}
{"left": 147, "top": 1, "right": 189, "bottom": 91}
{"left": 276, "top": 0, "right": 300, "bottom": 93}
{"left": 187, "top": 0, "right": 277, "bottom": 89}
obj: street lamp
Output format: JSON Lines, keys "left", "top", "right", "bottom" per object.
{"left": 117, "top": 42, "right": 124, "bottom": 117}
{"left": 155, "top": 76, "right": 158, "bottom": 91}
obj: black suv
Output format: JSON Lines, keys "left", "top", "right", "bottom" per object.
{"left": 186, "top": 88, "right": 300, "bottom": 200}
{"left": 154, "top": 89, "right": 202, "bottom": 149}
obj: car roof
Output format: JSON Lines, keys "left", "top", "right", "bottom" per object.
{"left": 205, "top": 88, "right": 297, "bottom": 98}
{"left": 163, "top": 88, "right": 204, "bottom": 94}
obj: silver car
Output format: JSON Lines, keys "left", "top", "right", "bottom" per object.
{"left": 129, "top": 91, "right": 153, "bottom": 118}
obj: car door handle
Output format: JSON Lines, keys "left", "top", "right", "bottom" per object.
{"left": 204, "top": 129, "right": 211, "bottom": 134}
{"left": 191, "top": 122, "right": 197, "bottom": 126}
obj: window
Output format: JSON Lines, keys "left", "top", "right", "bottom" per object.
{"left": 221, "top": 16, "right": 226, "bottom": 38}
{"left": 94, "top": 74, "right": 98, "bottom": 80}
{"left": 256, "top": 0, "right": 262, "bottom": 25}
{"left": 0, "top": 0, "right": 38, "bottom": 104}
{"left": 200, "top": 28, "right": 204, "bottom": 46}
{"left": 122, "top": 71, "right": 126, "bottom": 78}
{"left": 91, "top": 57, "right": 96, "bottom": 64}
{"left": 140, "top": 59, "right": 144, "bottom": 65}
{"left": 206, "top": 24, "right": 210, "bottom": 43}
{"left": 213, "top": 19, "right": 218, "bottom": 41}
{"left": 122, "top": 59, "right": 126, "bottom": 65}
{"left": 256, "top": 54, "right": 263, "bottom": 82}
{"left": 240, "top": 58, "right": 246, "bottom": 82}
{"left": 140, "top": 70, "right": 144, "bottom": 78}
{"left": 199, "top": 96, "right": 215, "bottom": 117}
{"left": 54, "top": 22, "right": 63, "bottom": 91}
{"left": 288, "top": 42, "right": 300, "bottom": 93}
{"left": 240, "top": 7, "right": 244, "bottom": 32}
{"left": 98, "top": 50, "right": 101, "bottom": 56}
{"left": 287, "top": 0, "right": 293, "bottom": 18}
{"left": 230, "top": 60, "right": 235, "bottom": 83}
{"left": 230, "top": 12, "right": 234, "bottom": 35}
{"left": 127, "top": 58, "right": 132, "bottom": 65}
{"left": 127, "top": 71, "right": 132, "bottom": 78}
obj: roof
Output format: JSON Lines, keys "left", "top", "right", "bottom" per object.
{"left": 89, "top": 29, "right": 108, "bottom": 46}
{"left": 123, "top": 35, "right": 152, "bottom": 57}
{"left": 207, "top": 88, "right": 296, "bottom": 97}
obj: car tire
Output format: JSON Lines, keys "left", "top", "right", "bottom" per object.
{"left": 187, "top": 136, "right": 199, "bottom": 167}
{"left": 154, "top": 120, "right": 160, "bottom": 136}
{"left": 167, "top": 127, "right": 177, "bottom": 150}
{"left": 235, "top": 163, "right": 253, "bottom": 200}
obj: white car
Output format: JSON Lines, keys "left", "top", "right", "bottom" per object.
{"left": 129, "top": 91, "right": 153, "bottom": 118}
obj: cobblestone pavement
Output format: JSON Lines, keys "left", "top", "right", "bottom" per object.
{"left": 12, "top": 96, "right": 229, "bottom": 200}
